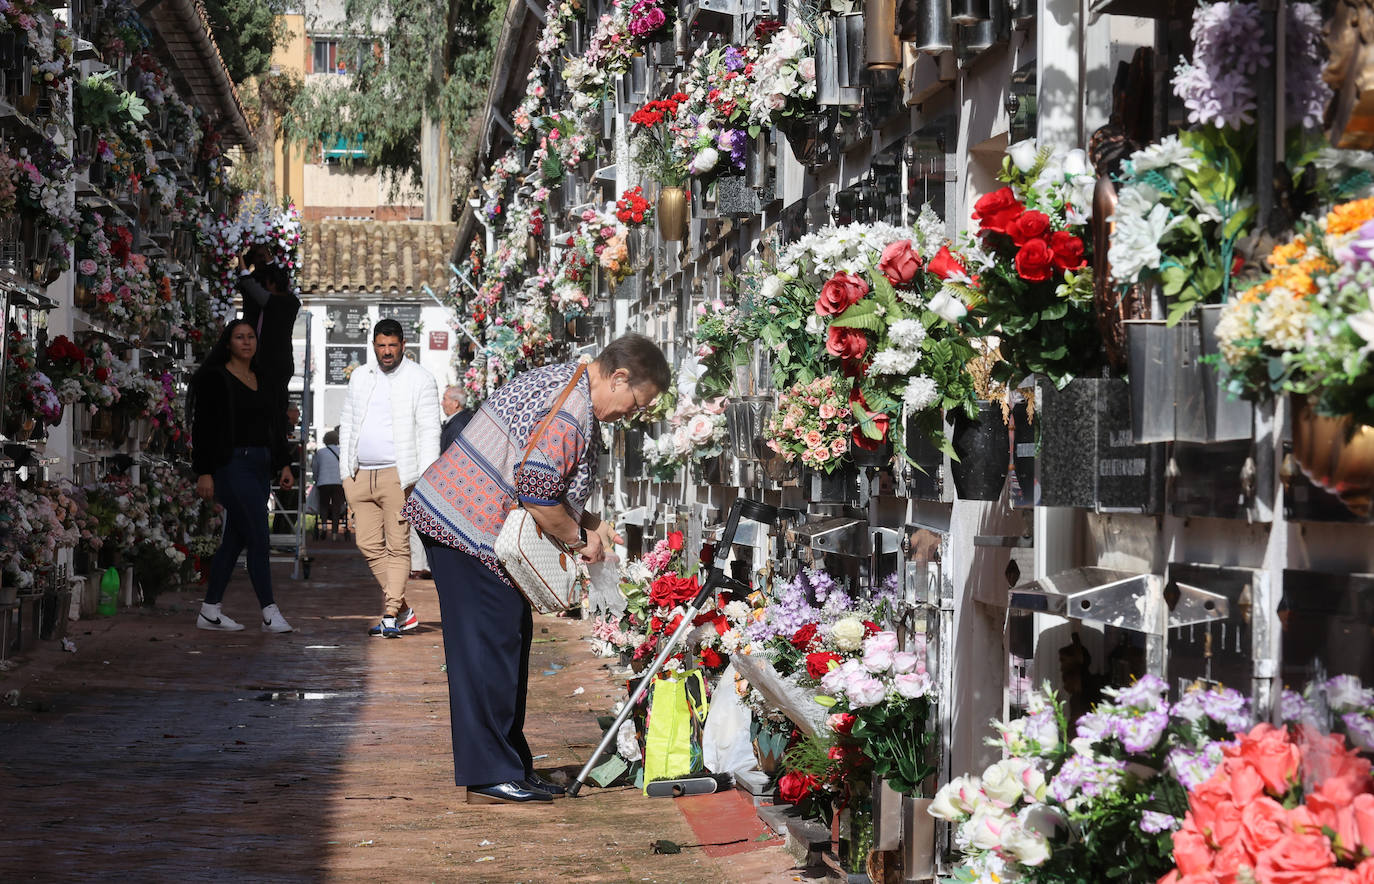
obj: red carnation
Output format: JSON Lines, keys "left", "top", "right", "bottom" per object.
{"left": 790, "top": 622, "right": 818, "bottom": 649}
{"left": 972, "top": 186, "right": 1025, "bottom": 236}
{"left": 826, "top": 326, "right": 868, "bottom": 362}
{"left": 806, "top": 651, "right": 842, "bottom": 680}
{"left": 1049, "top": 230, "right": 1086, "bottom": 271}
{"left": 1014, "top": 238, "right": 1055, "bottom": 282}
{"left": 1008, "top": 210, "right": 1051, "bottom": 246}
{"left": 863, "top": 620, "right": 880, "bottom": 636}
{"left": 815, "top": 271, "right": 869, "bottom": 316}
{"left": 927, "top": 245, "right": 968, "bottom": 281}
{"left": 699, "top": 647, "right": 724, "bottom": 669}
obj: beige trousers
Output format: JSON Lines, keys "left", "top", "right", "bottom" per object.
{"left": 342, "top": 467, "right": 410, "bottom": 616}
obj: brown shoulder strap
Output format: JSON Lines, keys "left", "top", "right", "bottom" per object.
{"left": 518, "top": 362, "right": 589, "bottom": 473}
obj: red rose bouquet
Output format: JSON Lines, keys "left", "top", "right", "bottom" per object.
{"left": 615, "top": 185, "right": 654, "bottom": 226}
{"left": 958, "top": 139, "right": 1103, "bottom": 388}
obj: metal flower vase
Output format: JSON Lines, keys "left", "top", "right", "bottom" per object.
{"left": 948, "top": 401, "right": 1009, "bottom": 500}
{"left": 656, "top": 186, "right": 686, "bottom": 242}
{"left": 727, "top": 396, "right": 775, "bottom": 462}
{"left": 1290, "top": 395, "right": 1374, "bottom": 518}
{"left": 910, "top": 0, "right": 953, "bottom": 52}
{"left": 864, "top": 0, "right": 902, "bottom": 70}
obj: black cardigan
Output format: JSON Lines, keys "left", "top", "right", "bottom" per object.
{"left": 190, "top": 365, "right": 291, "bottom": 477}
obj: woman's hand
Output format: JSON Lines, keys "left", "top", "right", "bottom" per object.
{"left": 279, "top": 467, "right": 294, "bottom": 490}
{"left": 196, "top": 475, "right": 214, "bottom": 500}
{"left": 579, "top": 528, "right": 607, "bottom": 564}
{"left": 595, "top": 521, "right": 622, "bottom": 553}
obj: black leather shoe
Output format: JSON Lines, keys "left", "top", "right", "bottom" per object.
{"left": 466, "top": 781, "right": 554, "bottom": 804}
{"left": 524, "top": 772, "right": 567, "bottom": 797}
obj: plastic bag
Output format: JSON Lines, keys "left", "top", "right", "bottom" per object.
{"left": 642, "top": 669, "right": 709, "bottom": 791}
{"left": 702, "top": 663, "right": 757, "bottom": 779}
{"left": 585, "top": 553, "right": 625, "bottom": 617}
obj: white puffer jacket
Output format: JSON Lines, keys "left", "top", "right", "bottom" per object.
{"left": 339, "top": 358, "right": 442, "bottom": 487}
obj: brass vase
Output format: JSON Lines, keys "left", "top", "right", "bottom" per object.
{"left": 865, "top": 0, "right": 902, "bottom": 70}
{"left": 657, "top": 185, "right": 686, "bottom": 242}
{"left": 1291, "top": 395, "right": 1374, "bottom": 517}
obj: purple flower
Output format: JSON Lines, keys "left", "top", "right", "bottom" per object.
{"left": 1166, "top": 740, "right": 1231, "bottom": 791}
{"left": 1336, "top": 220, "right": 1374, "bottom": 265}
{"left": 1118, "top": 709, "right": 1170, "bottom": 754}
{"left": 1047, "top": 755, "right": 1125, "bottom": 806}
{"left": 1342, "top": 712, "right": 1374, "bottom": 751}
{"left": 1075, "top": 712, "right": 1111, "bottom": 743}
{"left": 1112, "top": 674, "right": 1169, "bottom": 710}
{"left": 1139, "top": 811, "right": 1180, "bottom": 834}
{"left": 722, "top": 46, "right": 746, "bottom": 73}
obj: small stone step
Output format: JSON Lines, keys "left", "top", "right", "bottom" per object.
{"left": 757, "top": 802, "right": 832, "bottom": 865}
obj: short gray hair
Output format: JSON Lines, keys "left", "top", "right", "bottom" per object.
{"left": 443, "top": 386, "right": 466, "bottom": 406}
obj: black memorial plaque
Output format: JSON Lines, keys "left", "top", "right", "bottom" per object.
{"left": 327, "top": 306, "right": 370, "bottom": 344}
{"left": 326, "top": 346, "right": 368, "bottom": 385}
{"left": 378, "top": 302, "right": 424, "bottom": 340}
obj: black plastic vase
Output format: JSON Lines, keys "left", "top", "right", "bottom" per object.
{"left": 948, "top": 401, "right": 1010, "bottom": 501}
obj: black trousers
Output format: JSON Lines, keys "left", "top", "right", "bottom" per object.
{"left": 423, "top": 537, "right": 534, "bottom": 786}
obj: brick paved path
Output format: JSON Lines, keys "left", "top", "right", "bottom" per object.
{"left": 0, "top": 540, "right": 798, "bottom": 883}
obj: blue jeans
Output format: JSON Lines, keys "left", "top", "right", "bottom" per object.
{"left": 205, "top": 446, "right": 274, "bottom": 608}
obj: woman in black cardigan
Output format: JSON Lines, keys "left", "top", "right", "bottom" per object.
{"left": 190, "top": 319, "right": 295, "bottom": 633}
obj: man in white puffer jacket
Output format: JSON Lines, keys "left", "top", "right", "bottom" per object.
{"left": 340, "top": 318, "right": 441, "bottom": 638}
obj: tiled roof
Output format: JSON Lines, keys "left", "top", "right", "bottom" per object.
{"left": 299, "top": 220, "right": 458, "bottom": 295}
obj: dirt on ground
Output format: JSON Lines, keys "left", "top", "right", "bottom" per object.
{"left": 0, "top": 539, "right": 803, "bottom": 883}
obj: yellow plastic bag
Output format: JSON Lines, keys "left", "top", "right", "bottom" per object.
{"left": 641, "top": 669, "right": 710, "bottom": 793}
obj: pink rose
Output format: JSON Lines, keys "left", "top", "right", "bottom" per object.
{"left": 798, "top": 57, "right": 816, "bottom": 81}
{"left": 1172, "top": 829, "right": 1214, "bottom": 877}
{"left": 1238, "top": 797, "right": 1290, "bottom": 858}
{"left": 1254, "top": 832, "right": 1337, "bottom": 884}
{"left": 878, "top": 239, "right": 923, "bottom": 285}
{"left": 804, "top": 430, "right": 823, "bottom": 448}
{"left": 1235, "top": 724, "right": 1301, "bottom": 796}
{"left": 819, "top": 403, "right": 837, "bottom": 419}
{"left": 829, "top": 437, "right": 847, "bottom": 455}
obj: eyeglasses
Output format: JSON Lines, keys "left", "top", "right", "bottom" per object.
{"left": 629, "top": 387, "right": 652, "bottom": 414}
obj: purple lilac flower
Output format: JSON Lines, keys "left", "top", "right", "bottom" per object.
{"left": 1342, "top": 712, "right": 1374, "bottom": 751}
{"left": 1112, "top": 674, "right": 1169, "bottom": 710}
{"left": 746, "top": 572, "right": 820, "bottom": 642}
{"left": 722, "top": 46, "right": 746, "bottom": 73}
{"left": 1119, "top": 709, "right": 1170, "bottom": 754}
{"left": 1048, "top": 755, "right": 1126, "bottom": 806}
{"left": 1172, "top": 1, "right": 1266, "bottom": 129}
{"left": 1139, "top": 811, "right": 1181, "bottom": 834}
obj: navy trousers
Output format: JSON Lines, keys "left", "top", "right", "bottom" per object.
{"left": 424, "top": 538, "right": 534, "bottom": 786}
{"left": 205, "top": 446, "right": 274, "bottom": 608}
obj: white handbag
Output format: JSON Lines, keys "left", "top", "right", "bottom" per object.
{"left": 495, "top": 364, "right": 588, "bottom": 614}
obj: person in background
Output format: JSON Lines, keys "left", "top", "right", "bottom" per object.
{"left": 403, "top": 334, "right": 669, "bottom": 804}
{"left": 339, "top": 319, "right": 441, "bottom": 638}
{"left": 239, "top": 246, "right": 300, "bottom": 401}
{"left": 190, "top": 319, "right": 294, "bottom": 633}
{"left": 273, "top": 403, "right": 303, "bottom": 536}
{"left": 440, "top": 385, "right": 474, "bottom": 454}
{"left": 311, "top": 428, "right": 346, "bottom": 541}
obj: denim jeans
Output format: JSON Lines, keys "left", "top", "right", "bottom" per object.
{"left": 205, "top": 446, "right": 274, "bottom": 608}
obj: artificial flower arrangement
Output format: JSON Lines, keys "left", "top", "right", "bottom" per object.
{"left": 743, "top": 22, "right": 816, "bottom": 133}
{"left": 1107, "top": 2, "right": 1334, "bottom": 325}
{"left": 532, "top": 112, "right": 596, "bottom": 186}
{"left": 749, "top": 211, "right": 981, "bottom": 466}
{"left": 930, "top": 676, "right": 1254, "bottom": 883}
{"left": 615, "top": 185, "right": 654, "bottom": 227}
{"left": 9, "top": 143, "right": 77, "bottom": 271}
{"left": 629, "top": 92, "right": 692, "bottom": 187}
{"left": 203, "top": 198, "right": 302, "bottom": 320}
{"left": 588, "top": 530, "right": 734, "bottom": 674}
{"left": 1213, "top": 196, "right": 1374, "bottom": 426}
{"left": 956, "top": 139, "right": 1097, "bottom": 388}
{"left": 1157, "top": 719, "right": 1374, "bottom": 884}
{"left": 4, "top": 327, "right": 62, "bottom": 432}
{"left": 561, "top": 0, "right": 640, "bottom": 109}
{"left": 1283, "top": 673, "right": 1374, "bottom": 752}
{"left": 642, "top": 380, "right": 728, "bottom": 480}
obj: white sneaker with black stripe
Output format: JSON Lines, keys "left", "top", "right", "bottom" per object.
{"left": 197, "top": 602, "right": 245, "bottom": 631}
{"left": 261, "top": 604, "right": 293, "bottom": 633}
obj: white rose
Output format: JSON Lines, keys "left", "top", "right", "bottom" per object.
{"left": 928, "top": 288, "right": 968, "bottom": 322}
{"left": 980, "top": 759, "right": 1027, "bottom": 807}
{"left": 686, "top": 414, "right": 717, "bottom": 444}
{"left": 929, "top": 775, "right": 981, "bottom": 820}
{"left": 798, "top": 57, "right": 816, "bottom": 81}
{"left": 965, "top": 806, "right": 1011, "bottom": 851}
{"left": 690, "top": 147, "right": 720, "bottom": 175}
{"left": 1062, "top": 148, "right": 1090, "bottom": 178}
{"left": 830, "top": 618, "right": 865, "bottom": 651}
{"left": 1007, "top": 138, "right": 1040, "bottom": 173}
{"left": 1021, "top": 765, "right": 1048, "bottom": 803}
{"left": 760, "top": 275, "right": 783, "bottom": 301}
{"left": 1002, "top": 819, "right": 1051, "bottom": 866}
{"left": 891, "top": 651, "right": 919, "bottom": 674}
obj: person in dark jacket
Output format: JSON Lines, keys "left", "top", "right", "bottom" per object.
{"left": 191, "top": 319, "right": 295, "bottom": 633}
{"left": 439, "top": 385, "right": 474, "bottom": 454}
{"left": 238, "top": 249, "right": 300, "bottom": 401}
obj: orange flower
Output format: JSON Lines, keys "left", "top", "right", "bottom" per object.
{"left": 1325, "top": 197, "right": 1374, "bottom": 236}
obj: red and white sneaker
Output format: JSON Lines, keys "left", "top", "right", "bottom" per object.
{"left": 398, "top": 607, "right": 419, "bottom": 631}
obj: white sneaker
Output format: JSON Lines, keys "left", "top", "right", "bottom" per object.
{"left": 198, "top": 603, "right": 245, "bottom": 631}
{"left": 261, "top": 604, "right": 293, "bottom": 633}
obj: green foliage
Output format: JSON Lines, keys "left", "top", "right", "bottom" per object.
{"left": 75, "top": 71, "right": 148, "bottom": 129}
{"left": 286, "top": 0, "right": 501, "bottom": 185}
{"left": 204, "top": 0, "right": 286, "bottom": 84}
{"left": 848, "top": 696, "right": 934, "bottom": 796}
